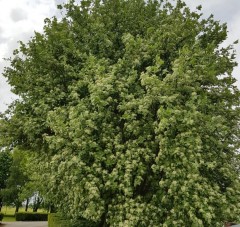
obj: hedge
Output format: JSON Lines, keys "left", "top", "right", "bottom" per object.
{"left": 0, "top": 212, "right": 3, "bottom": 221}
{"left": 15, "top": 212, "right": 48, "bottom": 221}
{"left": 48, "top": 213, "right": 71, "bottom": 227}
{"left": 48, "top": 213, "right": 98, "bottom": 227}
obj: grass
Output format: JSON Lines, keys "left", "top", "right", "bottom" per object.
{"left": 1, "top": 206, "right": 19, "bottom": 222}
{"left": 2, "top": 215, "right": 16, "bottom": 222}
{"left": 1, "top": 206, "right": 47, "bottom": 222}
{"left": 2, "top": 206, "right": 25, "bottom": 216}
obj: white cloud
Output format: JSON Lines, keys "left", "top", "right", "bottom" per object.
{"left": 0, "top": 0, "right": 61, "bottom": 112}
{"left": 0, "top": 0, "right": 240, "bottom": 112}
{"left": 10, "top": 8, "right": 28, "bottom": 22}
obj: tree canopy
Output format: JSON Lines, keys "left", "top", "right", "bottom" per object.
{"left": 0, "top": 150, "right": 12, "bottom": 211}
{"left": 1, "top": 0, "right": 240, "bottom": 226}
{"left": 1, "top": 149, "right": 29, "bottom": 212}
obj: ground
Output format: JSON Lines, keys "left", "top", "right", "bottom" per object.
{"left": 0, "top": 222, "right": 48, "bottom": 227}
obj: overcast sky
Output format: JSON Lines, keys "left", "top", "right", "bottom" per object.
{"left": 0, "top": 0, "right": 240, "bottom": 112}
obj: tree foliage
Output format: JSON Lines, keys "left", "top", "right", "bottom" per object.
{"left": 1, "top": 0, "right": 240, "bottom": 226}
{"left": 1, "top": 149, "right": 29, "bottom": 212}
{"left": 18, "top": 152, "right": 45, "bottom": 212}
{"left": 0, "top": 150, "right": 12, "bottom": 211}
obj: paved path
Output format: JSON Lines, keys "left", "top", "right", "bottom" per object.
{"left": 0, "top": 222, "right": 48, "bottom": 227}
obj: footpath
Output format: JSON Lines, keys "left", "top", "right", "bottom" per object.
{"left": 0, "top": 222, "right": 48, "bottom": 227}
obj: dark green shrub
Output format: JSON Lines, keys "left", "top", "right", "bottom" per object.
{"left": 0, "top": 212, "right": 3, "bottom": 221}
{"left": 15, "top": 212, "right": 48, "bottom": 221}
{"left": 48, "top": 213, "right": 98, "bottom": 227}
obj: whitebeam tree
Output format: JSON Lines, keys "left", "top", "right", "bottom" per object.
{"left": 1, "top": 0, "right": 240, "bottom": 226}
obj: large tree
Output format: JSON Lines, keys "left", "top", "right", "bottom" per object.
{"left": 1, "top": 0, "right": 240, "bottom": 225}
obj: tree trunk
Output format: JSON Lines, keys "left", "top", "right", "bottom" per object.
{"left": 15, "top": 204, "right": 19, "bottom": 213}
{"left": 33, "top": 196, "right": 42, "bottom": 212}
{"left": 0, "top": 198, "right": 2, "bottom": 212}
{"left": 49, "top": 203, "right": 56, "bottom": 213}
{"left": 25, "top": 198, "right": 29, "bottom": 212}
{"left": 99, "top": 212, "right": 109, "bottom": 227}
{"left": 33, "top": 196, "right": 38, "bottom": 212}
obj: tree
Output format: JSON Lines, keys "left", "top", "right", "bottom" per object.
{"left": 20, "top": 154, "right": 46, "bottom": 212}
{"left": 1, "top": 0, "right": 240, "bottom": 225}
{"left": 1, "top": 149, "right": 29, "bottom": 212}
{"left": 0, "top": 150, "right": 12, "bottom": 211}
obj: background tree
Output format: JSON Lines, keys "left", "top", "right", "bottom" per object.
{"left": 1, "top": 149, "right": 29, "bottom": 212}
{"left": 0, "top": 150, "right": 12, "bottom": 211}
{"left": 1, "top": 0, "right": 240, "bottom": 226}
{"left": 20, "top": 153, "right": 46, "bottom": 212}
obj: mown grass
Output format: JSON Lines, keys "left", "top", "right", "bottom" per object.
{"left": 1, "top": 206, "right": 20, "bottom": 222}
{"left": 2, "top": 206, "right": 26, "bottom": 216}
{"left": 1, "top": 206, "right": 47, "bottom": 222}
{"left": 2, "top": 215, "right": 16, "bottom": 222}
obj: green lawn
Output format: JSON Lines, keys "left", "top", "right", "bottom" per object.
{"left": 1, "top": 206, "right": 20, "bottom": 222}
{"left": 1, "top": 206, "right": 47, "bottom": 222}
{"left": 2, "top": 206, "right": 26, "bottom": 216}
{"left": 2, "top": 215, "right": 16, "bottom": 222}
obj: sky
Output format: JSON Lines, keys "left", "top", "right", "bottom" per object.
{"left": 0, "top": 0, "right": 240, "bottom": 112}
